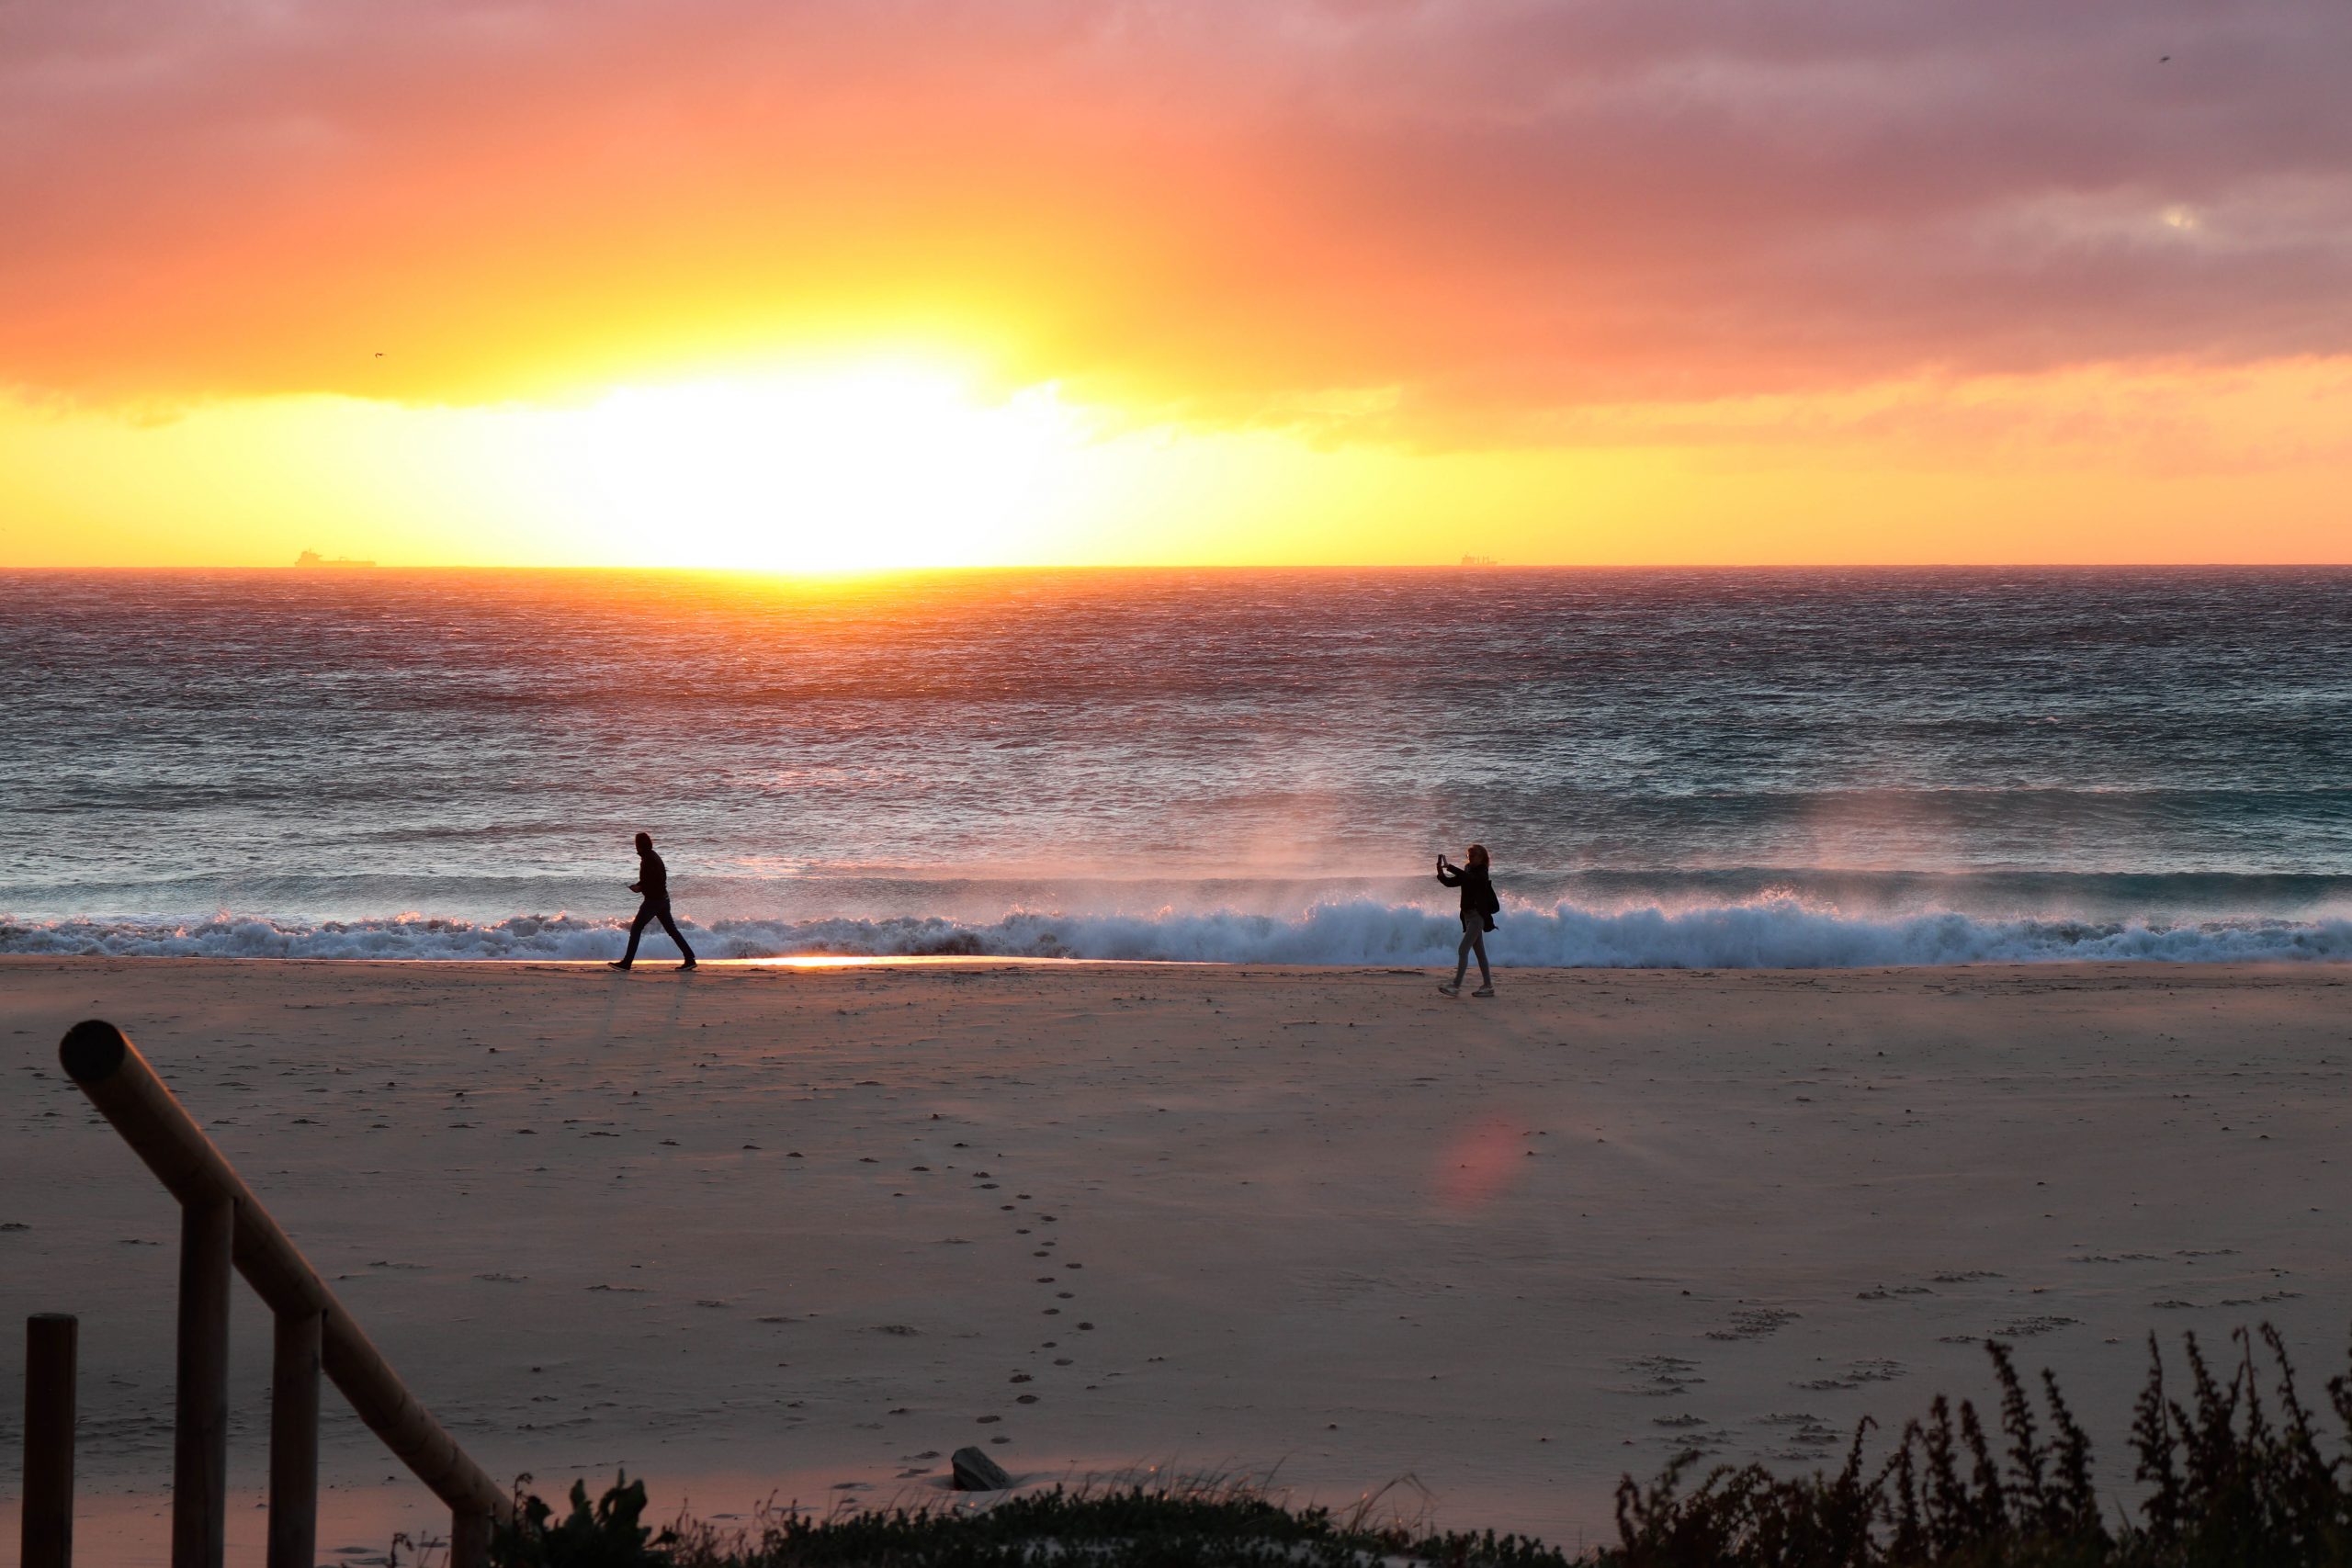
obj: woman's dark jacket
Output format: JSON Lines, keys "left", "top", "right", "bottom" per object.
{"left": 1437, "top": 862, "right": 1499, "bottom": 931}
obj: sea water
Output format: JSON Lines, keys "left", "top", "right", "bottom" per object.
{"left": 3, "top": 567, "right": 2347, "bottom": 965}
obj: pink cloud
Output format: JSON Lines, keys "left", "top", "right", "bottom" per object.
{"left": 4, "top": 1, "right": 2347, "bottom": 423}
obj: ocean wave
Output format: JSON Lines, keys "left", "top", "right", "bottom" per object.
{"left": 6, "top": 898, "right": 2351, "bottom": 967}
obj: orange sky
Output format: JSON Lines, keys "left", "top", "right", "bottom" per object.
{"left": 4, "top": 2, "right": 2349, "bottom": 567}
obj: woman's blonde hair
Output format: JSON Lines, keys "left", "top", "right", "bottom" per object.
{"left": 1466, "top": 843, "right": 1489, "bottom": 868}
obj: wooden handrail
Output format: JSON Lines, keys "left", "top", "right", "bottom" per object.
{"left": 59, "top": 1021, "right": 511, "bottom": 1568}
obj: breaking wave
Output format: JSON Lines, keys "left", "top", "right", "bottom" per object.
{"left": 6, "top": 897, "right": 2351, "bottom": 966}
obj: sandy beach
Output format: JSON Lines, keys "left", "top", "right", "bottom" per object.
{"left": 4, "top": 957, "right": 2348, "bottom": 1563}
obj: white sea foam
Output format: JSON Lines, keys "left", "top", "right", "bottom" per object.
{"left": 6, "top": 897, "right": 2349, "bottom": 966}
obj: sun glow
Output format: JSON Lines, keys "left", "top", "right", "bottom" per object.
{"left": 565, "top": 365, "right": 1086, "bottom": 570}
{"left": 10, "top": 356, "right": 2352, "bottom": 570}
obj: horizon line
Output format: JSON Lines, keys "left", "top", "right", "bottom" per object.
{"left": 7, "top": 559, "right": 2352, "bottom": 574}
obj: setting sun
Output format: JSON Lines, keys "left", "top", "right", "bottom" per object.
{"left": 556, "top": 366, "right": 1086, "bottom": 570}
{"left": 5, "top": 0, "right": 2349, "bottom": 571}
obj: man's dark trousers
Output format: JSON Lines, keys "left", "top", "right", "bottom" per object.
{"left": 620, "top": 899, "right": 695, "bottom": 964}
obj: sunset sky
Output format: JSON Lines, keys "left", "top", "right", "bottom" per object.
{"left": 5, "top": 1, "right": 2349, "bottom": 569}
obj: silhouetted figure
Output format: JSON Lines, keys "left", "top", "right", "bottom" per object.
{"left": 1435, "top": 843, "right": 1498, "bottom": 997}
{"left": 608, "top": 831, "right": 696, "bottom": 971}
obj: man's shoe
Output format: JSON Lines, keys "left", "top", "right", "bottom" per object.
{"left": 679, "top": 959, "right": 697, "bottom": 971}
{"left": 1472, "top": 986, "right": 1495, "bottom": 998}
{"left": 605, "top": 960, "right": 631, "bottom": 971}
{"left": 1437, "top": 982, "right": 1460, "bottom": 997}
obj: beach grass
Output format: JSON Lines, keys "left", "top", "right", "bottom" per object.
{"left": 486, "top": 1326, "right": 2352, "bottom": 1568}
{"left": 1603, "top": 1325, "right": 2352, "bottom": 1565}
{"left": 489, "top": 1468, "right": 1564, "bottom": 1568}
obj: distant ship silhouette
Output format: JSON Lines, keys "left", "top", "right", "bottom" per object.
{"left": 294, "top": 549, "right": 377, "bottom": 569}
{"left": 1458, "top": 554, "right": 1499, "bottom": 567}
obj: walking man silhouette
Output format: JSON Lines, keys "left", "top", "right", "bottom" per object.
{"left": 609, "top": 830, "right": 697, "bottom": 971}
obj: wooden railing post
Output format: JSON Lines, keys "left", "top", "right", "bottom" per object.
{"left": 268, "top": 1308, "right": 323, "bottom": 1568}
{"left": 451, "top": 1505, "right": 493, "bottom": 1568}
{"left": 174, "top": 1197, "right": 233, "bottom": 1568}
{"left": 60, "top": 1020, "right": 514, "bottom": 1558}
{"left": 21, "top": 1313, "right": 78, "bottom": 1568}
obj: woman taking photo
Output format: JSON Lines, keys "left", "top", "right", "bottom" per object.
{"left": 1435, "top": 843, "right": 1499, "bottom": 997}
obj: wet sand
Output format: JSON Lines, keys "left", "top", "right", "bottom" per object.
{"left": 4, "top": 957, "right": 2348, "bottom": 1563}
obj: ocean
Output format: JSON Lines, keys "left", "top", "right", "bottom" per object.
{"left": 4, "top": 567, "right": 2348, "bottom": 966}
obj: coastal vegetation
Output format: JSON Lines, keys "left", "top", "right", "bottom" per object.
{"left": 488, "top": 1326, "right": 2352, "bottom": 1568}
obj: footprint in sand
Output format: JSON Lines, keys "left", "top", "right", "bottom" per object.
{"left": 1754, "top": 1412, "right": 1845, "bottom": 1460}
{"left": 1621, "top": 1355, "right": 1705, "bottom": 1396}
{"left": 1706, "top": 1308, "right": 1799, "bottom": 1341}
{"left": 1792, "top": 1359, "right": 1905, "bottom": 1391}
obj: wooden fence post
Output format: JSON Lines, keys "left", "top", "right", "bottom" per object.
{"left": 21, "top": 1313, "right": 78, "bottom": 1568}
{"left": 451, "top": 1505, "right": 493, "bottom": 1568}
{"left": 268, "top": 1308, "right": 323, "bottom": 1568}
{"left": 62, "top": 1020, "right": 514, "bottom": 1559}
{"left": 173, "top": 1198, "right": 233, "bottom": 1568}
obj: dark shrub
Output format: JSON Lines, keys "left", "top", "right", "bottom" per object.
{"left": 491, "top": 1325, "right": 2352, "bottom": 1568}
